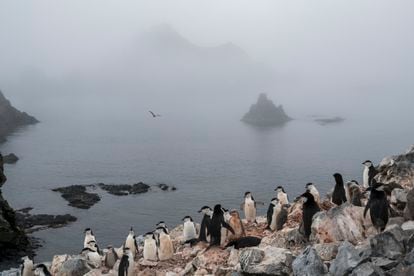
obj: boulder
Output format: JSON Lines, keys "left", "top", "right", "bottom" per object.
{"left": 391, "top": 188, "right": 407, "bottom": 207}
{"left": 330, "top": 241, "right": 367, "bottom": 275}
{"left": 56, "top": 257, "right": 92, "bottom": 276}
{"left": 370, "top": 225, "right": 405, "bottom": 259}
{"left": 2, "top": 154, "right": 18, "bottom": 164}
{"left": 404, "top": 189, "right": 414, "bottom": 220}
{"left": 370, "top": 257, "right": 399, "bottom": 270}
{"left": 52, "top": 185, "right": 100, "bottom": 209}
{"left": 239, "top": 246, "right": 293, "bottom": 276}
{"left": 350, "top": 262, "right": 385, "bottom": 276}
{"left": 313, "top": 242, "right": 339, "bottom": 261}
{"left": 292, "top": 246, "right": 327, "bottom": 276}
{"left": 311, "top": 203, "right": 373, "bottom": 244}
{"left": 402, "top": 221, "right": 414, "bottom": 231}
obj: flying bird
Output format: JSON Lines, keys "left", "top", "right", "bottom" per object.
{"left": 149, "top": 111, "right": 161, "bottom": 118}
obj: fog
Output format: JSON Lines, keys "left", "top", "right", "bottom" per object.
{"left": 1, "top": 0, "right": 414, "bottom": 119}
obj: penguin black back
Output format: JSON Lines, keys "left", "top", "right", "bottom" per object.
{"left": 118, "top": 254, "right": 129, "bottom": 276}
{"left": 225, "top": 236, "right": 261, "bottom": 249}
{"left": 198, "top": 206, "right": 212, "bottom": 242}
{"left": 208, "top": 204, "right": 234, "bottom": 247}
{"left": 332, "top": 173, "right": 347, "bottom": 205}
{"left": 301, "top": 191, "right": 320, "bottom": 240}
{"left": 364, "top": 182, "right": 389, "bottom": 232}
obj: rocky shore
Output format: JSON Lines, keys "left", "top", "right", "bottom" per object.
{"left": 2, "top": 146, "right": 414, "bottom": 275}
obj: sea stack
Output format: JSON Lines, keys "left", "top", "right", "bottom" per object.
{"left": 242, "top": 93, "right": 291, "bottom": 126}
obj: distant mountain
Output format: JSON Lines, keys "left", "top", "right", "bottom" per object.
{"left": 242, "top": 93, "right": 291, "bottom": 126}
{"left": 0, "top": 90, "right": 38, "bottom": 142}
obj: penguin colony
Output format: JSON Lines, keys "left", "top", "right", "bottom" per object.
{"left": 20, "top": 160, "right": 392, "bottom": 275}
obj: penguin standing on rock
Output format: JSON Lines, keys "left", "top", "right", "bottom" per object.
{"left": 267, "top": 198, "right": 288, "bottom": 231}
{"left": 104, "top": 245, "right": 118, "bottom": 269}
{"left": 347, "top": 180, "right": 362, "bottom": 206}
{"left": 155, "top": 226, "right": 174, "bottom": 261}
{"left": 21, "top": 256, "right": 34, "bottom": 276}
{"left": 227, "top": 210, "right": 245, "bottom": 241}
{"left": 300, "top": 191, "right": 321, "bottom": 240}
{"left": 81, "top": 245, "right": 102, "bottom": 268}
{"left": 364, "top": 181, "right": 389, "bottom": 232}
{"left": 84, "top": 228, "right": 96, "bottom": 249}
{"left": 274, "top": 186, "right": 289, "bottom": 205}
{"left": 33, "top": 264, "right": 51, "bottom": 276}
{"left": 198, "top": 206, "right": 212, "bottom": 243}
{"left": 124, "top": 228, "right": 138, "bottom": 258}
{"left": 208, "top": 204, "right": 235, "bottom": 248}
{"left": 118, "top": 247, "right": 134, "bottom": 276}
{"left": 362, "top": 160, "right": 378, "bottom": 188}
{"left": 305, "top": 183, "right": 320, "bottom": 205}
{"left": 332, "top": 173, "right": 347, "bottom": 205}
{"left": 182, "top": 216, "right": 197, "bottom": 242}
{"left": 242, "top": 192, "right": 257, "bottom": 223}
{"left": 143, "top": 232, "right": 158, "bottom": 261}
{"left": 156, "top": 221, "right": 169, "bottom": 233}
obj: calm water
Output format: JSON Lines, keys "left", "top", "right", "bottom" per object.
{"left": 1, "top": 99, "right": 413, "bottom": 263}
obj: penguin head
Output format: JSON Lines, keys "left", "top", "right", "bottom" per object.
{"left": 300, "top": 191, "right": 315, "bottom": 203}
{"left": 305, "top": 183, "right": 315, "bottom": 190}
{"left": 156, "top": 221, "right": 167, "bottom": 229}
{"left": 155, "top": 226, "right": 168, "bottom": 235}
{"left": 333, "top": 173, "right": 343, "bottom": 181}
{"left": 244, "top": 191, "right": 252, "bottom": 198}
{"left": 144, "top": 232, "right": 155, "bottom": 240}
{"left": 198, "top": 206, "right": 212, "bottom": 214}
{"left": 84, "top": 228, "right": 93, "bottom": 235}
{"left": 347, "top": 180, "right": 359, "bottom": 188}
{"left": 87, "top": 240, "right": 98, "bottom": 251}
{"left": 33, "top": 264, "right": 49, "bottom": 275}
{"left": 274, "top": 186, "right": 285, "bottom": 193}
{"left": 230, "top": 210, "right": 240, "bottom": 218}
{"left": 222, "top": 208, "right": 231, "bottom": 220}
{"left": 363, "top": 160, "right": 373, "bottom": 167}
{"left": 182, "top": 216, "right": 193, "bottom": 222}
{"left": 128, "top": 227, "right": 134, "bottom": 236}
{"left": 270, "top": 197, "right": 279, "bottom": 205}
{"left": 123, "top": 247, "right": 131, "bottom": 255}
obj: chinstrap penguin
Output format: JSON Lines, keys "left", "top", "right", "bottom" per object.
{"left": 118, "top": 247, "right": 134, "bottom": 276}
{"left": 155, "top": 226, "right": 174, "bottom": 261}
{"left": 104, "top": 245, "right": 118, "bottom": 269}
{"left": 300, "top": 191, "right": 321, "bottom": 240}
{"left": 84, "top": 228, "right": 97, "bottom": 249}
{"left": 242, "top": 192, "right": 257, "bottom": 223}
{"left": 143, "top": 232, "right": 158, "bottom": 261}
{"left": 124, "top": 227, "right": 138, "bottom": 258}
{"left": 332, "top": 173, "right": 347, "bottom": 205}
{"left": 33, "top": 264, "right": 51, "bottom": 276}
{"left": 364, "top": 181, "right": 389, "bottom": 232}
{"left": 362, "top": 160, "right": 378, "bottom": 188}
{"left": 227, "top": 210, "right": 245, "bottom": 241}
{"left": 305, "top": 183, "right": 320, "bottom": 205}
{"left": 225, "top": 236, "right": 262, "bottom": 249}
{"left": 208, "top": 204, "right": 235, "bottom": 247}
{"left": 274, "top": 186, "right": 289, "bottom": 205}
{"left": 182, "top": 216, "right": 197, "bottom": 242}
{"left": 21, "top": 256, "right": 34, "bottom": 276}
{"left": 198, "top": 206, "right": 212, "bottom": 242}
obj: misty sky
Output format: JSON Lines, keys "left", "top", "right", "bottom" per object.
{"left": 1, "top": 0, "right": 414, "bottom": 116}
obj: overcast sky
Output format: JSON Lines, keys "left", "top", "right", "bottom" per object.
{"left": 1, "top": 0, "right": 414, "bottom": 114}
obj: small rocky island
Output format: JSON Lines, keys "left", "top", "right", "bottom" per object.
{"left": 0, "top": 90, "right": 38, "bottom": 142}
{"left": 242, "top": 93, "right": 291, "bottom": 126}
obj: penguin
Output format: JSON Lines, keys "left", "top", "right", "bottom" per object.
{"left": 225, "top": 236, "right": 261, "bottom": 249}
{"left": 300, "top": 191, "right": 321, "bottom": 240}
{"left": 362, "top": 160, "right": 378, "bottom": 188}
{"left": 21, "top": 256, "right": 34, "bottom": 276}
{"left": 84, "top": 228, "right": 96, "bottom": 249}
{"left": 124, "top": 227, "right": 138, "bottom": 258}
{"left": 118, "top": 247, "right": 134, "bottom": 276}
{"left": 220, "top": 208, "right": 233, "bottom": 245}
{"left": 347, "top": 180, "right": 362, "bottom": 206}
{"left": 364, "top": 181, "right": 389, "bottom": 232}
{"left": 332, "top": 173, "right": 347, "bottom": 205}
{"left": 33, "top": 264, "right": 51, "bottom": 276}
{"left": 182, "top": 216, "right": 197, "bottom": 242}
{"left": 198, "top": 206, "right": 212, "bottom": 243}
{"left": 267, "top": 198, "right": 288, "bottom": 231}
{"left": 104, "top": 245, "right": 118, "bottom": 269}
{"left": 143, "top": 232, "right": 158, "bottom": 261}
{"left": 227, "top": 210, "right": 245, "bottom": 241}
{"left": 155, "top": 226, "right": 174, "bottom": 261}
{"left": 305, "top": 183, "right": 320, "bottom": 205}
{"left": 242, "top": 192, "right": 257, "bottom": 223}
{"left": 208, "top": 204, "right": 235, "bottom": 247}
{"left": 81, "top": 245, "right": 102, "bottom": 268}
{"left": 274, "top": 186, "right": 289, "bottom": 205}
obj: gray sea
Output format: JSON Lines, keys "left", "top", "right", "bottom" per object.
{"left": 1, "top": 94, "right": 413, "bottom": 263}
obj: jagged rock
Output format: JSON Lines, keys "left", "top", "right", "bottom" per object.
{"left": 50, "top": 255, "right": 71, "bottom": 275}
{"left": 56, "top": 257, "right": 92, "bottom": 276}
{"left": 391, "top": 188, "right": 407, "bottom": 206}
{"left": 311, "top": 203, "right": 373, "bottom": 244}
{"left": 313, "top": 242, "right": 339, "bottom": 261}
{"left": 15, "top": 209, "right": 76, "bottom": 233}
{"left": 385, "top": 263, "right": 414, "bottom": 276}
{"left": 0, "top": 90, "right": 38, "bottom": 141}
{"left": 371, "top": 257, "right": 399, "bottom": 270}
{"left": 402, "top": 221, "right": 414, "bottom": 231}
{"left": 52, "top": 185, "right": 100, "bottom": 209}
{"left": 350, "top": 262, "right": 385, "bottom": 276}
{"left": 241, "top": 93, "right": 291, "bottom": 126}
{"left": 227, "top": 248, "right": 239, "bottom": 267}
{"left": 404, "top": 189, "right": 414, "bottom": 220}
{"left": 387, "top": 217, "right": 405, "bottom": 229}
{"left": 330, "top": 241, "right": 367, "bottom": 275}
{"left": 370, "top": 225, "right": 405, "bottom": 259}
{"left": 292, "top": 246, "right": 327, "bottom": 276}
{"left": 2, "top": 154, "right": 18, "bottom": 164}
{"left": 98, "top": 182, "right": 150, "bottom": 196}
{"left": 239, "top": 246, "right": 293, "bottom": 276}
{"left": 404, "top": 248, "right": 414, "bottom": 265}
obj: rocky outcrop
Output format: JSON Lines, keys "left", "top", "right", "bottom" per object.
{"left": 98, "top": 182, "right": 150, "bottom": 196}
{"left": 0, "top": 153, "right": 30, "bottom": 266}
{"left": 2, "top": 154, "right": 18, "bottom": 164}
{"left": 314, "top": 116, "right": 345, "bottom": 125}
{"left": 52, "top": 185, "right": 101, "bottom": 209}
{"left": 242, "top": 93, "right": 291, "bottom": 126}
{"left": 0, "top": 90, "right": 38, "bottom": 142}
{"left": 292, "top": 246, "right": 327, "bottom": 276}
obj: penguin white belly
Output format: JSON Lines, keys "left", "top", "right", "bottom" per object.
{"left": 270, "top": 206, "right": 281, "bottom": 231}
{"left": 143, "top": 239, "right": 157, "bottom": 261}
{"left": 87, "top": 252, "right": 102, "bottom": 268}
{"left": 345, "top": 185, "right": 351, "bottom": 202}
{"left": 84, "top": 234, "right": 95, "bottom": 248}
{"left": 363, "top": 168, "right": 369, "bottom": 188}
{"left": 220, "top": 227, "right": 228, "bottom": 246}
{"left": 127, "top": 253, "right": 135, "bottom": 275}
{"left": 183, "top": 222, "right": 197, "bottom": 241}
{"left": 125, "top": 236, "right": 136, "bottom": 257}
{"left": 158, "top": 235, "right": 173, "bottom": 261}
{"left": 309, "top": 187, "right": 320, "bottom": 203}
{"left": 22, "top": 260, "right": 34, "bottom": 276}
{"left": 244, "top": 199, "right": 256, "bottom": 222}
{"left": 278, "top": 193, "right": 289, "bottom": 206}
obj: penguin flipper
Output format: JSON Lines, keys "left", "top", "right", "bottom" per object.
{"left": 222, "top": 221, "right": 235, "bottom": 235}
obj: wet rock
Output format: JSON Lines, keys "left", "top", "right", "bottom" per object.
{"left": 402, "top": 221, "right": 414, "bottom": 231}
{"left": 330, "top": 241, "right": 366, "bottom": 276}
{"left": 52, "top": 185, "right": 100, "bottom": 209}
{"left": 370, "top": 225, "right": 405, "bottom": 259}
{"left": 351, "top": 262, "right": 385, "bottom": 276}
{"left": 157, "top": 183, "right": 177, "bottom": 191}
{"left": 2, "top": 154, "right": 18, "bottom": 164}
{"left": 98, "top": 182, "right": 150, "bottom": 196}
{"left": 292, "top": 246, "right": 327, "bottom": 276}
{"left": 239, "top": 246, "right": 293, "bottom": 276}
{"left": 311, "top": 203, "right": 372, "bottom": 244}
{"left": 313, "top": 242, "right": 339, "bottom": 261}
{"left": 15, "top": 209, "right": 76, "bottom": 233}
